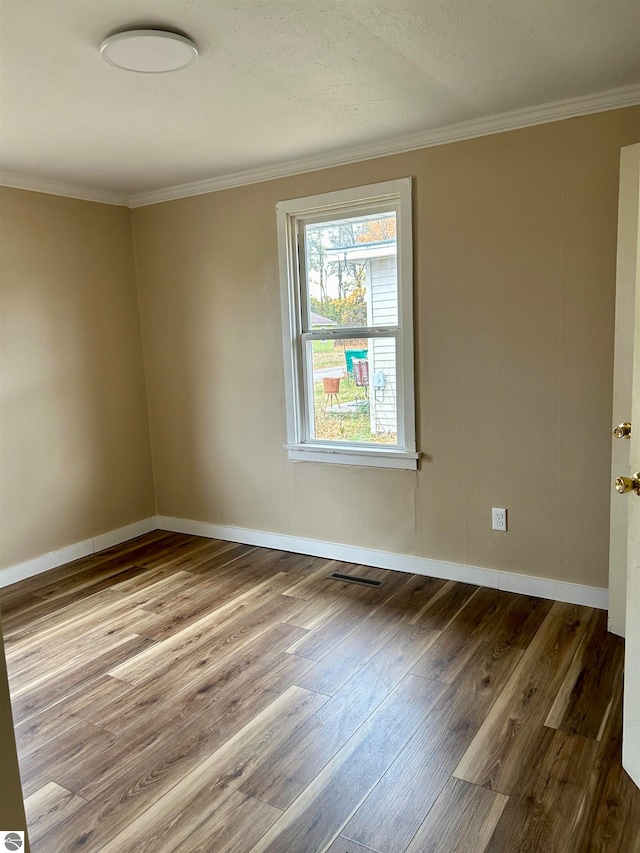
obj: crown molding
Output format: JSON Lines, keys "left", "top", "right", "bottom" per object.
{"left": 128, "top": 83, "right": 640, "bottom": 208}
{"left": 0, "top": 170, "right": 128, "bottom": 206}
{"left": 2, "top": 84, "right": 638, "bottom": 209}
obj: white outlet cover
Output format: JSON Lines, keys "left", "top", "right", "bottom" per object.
{"left": 492, "top": 507, "right": 508, "bottom": 531}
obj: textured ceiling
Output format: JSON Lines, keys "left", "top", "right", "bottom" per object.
{"left": 1, "top": 0, "right": 639, "bottom": 198}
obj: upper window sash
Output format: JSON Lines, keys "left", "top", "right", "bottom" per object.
{"left": 296, "top": 200, "right": 400, "bottom": 336}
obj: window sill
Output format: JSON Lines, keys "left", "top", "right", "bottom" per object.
{"left": 284, "top": 444, "right": 420, "bottom": 470}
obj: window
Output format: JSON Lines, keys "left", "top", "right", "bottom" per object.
{"left": 277, "top": 178, "right": 418, "bottom": 469}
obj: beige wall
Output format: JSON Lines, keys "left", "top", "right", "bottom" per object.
{"left": 1, "top": 109, "right": 637, "bottom": 588}
{"left": 133, "top": 107, "right": 640, "bottom": 590}
{"left": 0, "top": 188, "right": 155, "bottom": 570}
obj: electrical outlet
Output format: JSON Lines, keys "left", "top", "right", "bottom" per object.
{"left": 492, "top": 507, "right": 507, "bottom": 531}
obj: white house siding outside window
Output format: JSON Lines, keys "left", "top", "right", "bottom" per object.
{"left": 277, "top": 178, "right": 418, "bottom": 470}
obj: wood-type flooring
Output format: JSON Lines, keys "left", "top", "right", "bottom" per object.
{"left": 1, "top": 531, "right": 639, "bottom": 852}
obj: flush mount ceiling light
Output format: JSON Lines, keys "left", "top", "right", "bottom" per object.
{"left": 100, "top": 29, "right": 198, "bottom": 73}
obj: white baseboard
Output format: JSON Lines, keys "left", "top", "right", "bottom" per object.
{"left": 157, "top": 516, "right": 608, "bottom": 611}
{"left": 0, "top": 513, "right": 608, "bottom": 611}
{"left": 0, "top": 517, "right": 158, "bottom": 588}
{"left": 92, "top": 518, "right": 158, "bottom": 553}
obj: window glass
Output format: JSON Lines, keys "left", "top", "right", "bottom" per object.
{"left": 304, "top": 212, "right": 398, "bottom": 330}
{"left": 306, "top": 337, "right": 398, "bottom": 445}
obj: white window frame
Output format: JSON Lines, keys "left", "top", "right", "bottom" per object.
{"left": 277, "top": 178, "right": 418, "bottom": 470}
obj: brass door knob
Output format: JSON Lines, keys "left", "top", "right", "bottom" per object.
{"left": 613, "top": 422, "right": 632, "bottom": 438}
{"left": 615, "top": 473, "right": 640, "bottom": 495}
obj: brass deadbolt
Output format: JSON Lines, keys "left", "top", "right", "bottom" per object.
{"left": 613, "top": 422, "right": 632, "bottom": 439}
{"left": 615, "top": 473, "right": 640, "bottom": 495}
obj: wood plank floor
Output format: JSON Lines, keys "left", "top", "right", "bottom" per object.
{"left": 1, "top": 531, "right": 639, "bottom": 852}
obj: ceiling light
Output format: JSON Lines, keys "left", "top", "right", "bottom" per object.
{"left": 100, "top": 30, "right": 198, "bottom": 73}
